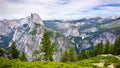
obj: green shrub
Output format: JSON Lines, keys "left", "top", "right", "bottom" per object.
{"left": 0, "top": 56, "right": 119, "bottom": 68}
{"left": 0, "top": 57, "right": 12, "bottom": 68}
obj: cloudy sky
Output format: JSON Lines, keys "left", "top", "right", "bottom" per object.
{"left": 0, "top": 0, "right": 120, "bottom": 20}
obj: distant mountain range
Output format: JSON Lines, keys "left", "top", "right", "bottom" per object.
{"left": 0, "top": 13, "right": 120, "bottom": 61}
{"left": 44, "top": 16, "right": 120, "bottom": 52}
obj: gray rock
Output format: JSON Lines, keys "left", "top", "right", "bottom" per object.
{"left": 11, "top": 13, "right": 72, "bottom": 61}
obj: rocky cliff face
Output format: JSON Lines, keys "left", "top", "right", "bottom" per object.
{"left": 0, "top": 14, "right": 120, "bottom": 60}
{"left": 11, "top": 13, "right": 72, "bottom": 61}
{"left": 44, "top": 17, "right": 120, "bottom": 52}
{"left": 0, "top": 20, "right": 19, "bottom": 49}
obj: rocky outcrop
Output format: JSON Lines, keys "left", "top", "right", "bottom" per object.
{"left": 0, "top": 14, "right": 120, "bottom": 60}
{"left": 44, "top": 17, "right": 120, "bottom": 52}
{"left": 92, "top": 32, "right": 116, "bottom": 46}
{"left": 12, "top": 13, "right": 72, "bottom": 61}
{"left": 0, "top": 20, "right": 18, "bottom": 49}
{"left": 30, "top": 13, "right": 44, "bottom": 26}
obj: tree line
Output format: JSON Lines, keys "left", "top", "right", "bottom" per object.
{"left": 77, "top": 35, "right": 120, "bottom": 61}
{"left": 0, "top": 29, "right": 120, "bottom": 62}
{"left": 0, "top": 40, "right": 27, "bottom": 61}
{"left": 0, "top": 29, "right": 54, "bottom": 62}
{"left": 59, "top": 35, "right": 120, "bottom": 62}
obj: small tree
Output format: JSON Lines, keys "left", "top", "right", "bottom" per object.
{"left": 32, "top": 50, "right": 40, "bottom": 61}
{"left": 77, "top": 53, "right": 83, "bottom": 60}
{"left": 20, "top": 51, "right": 27, "bottom": 61}
{"left": 78, "top": 50, "right": 91, "bottom": 60}
{"left": 60, "top": 50, "right": 69, "bottom": 62}
{"left": 83, "top": 50, "right": 90, "bottom": 59}
{"left": 9, "top": 41, "right": 19, "bottom": 59}
{"left": 68, "top": 46, "right": 77, "bottom": 62}
{"left": 0, "top": 46, "right": 5, "bottom": 57}
{"left": 89, "top": 50, "right": 95, "bottom": 57}
{"left": 60, "top": 46, "right": 77, "bottom": 62}
{"left": 94, "top": 42, "right": 104, "bottom": 56}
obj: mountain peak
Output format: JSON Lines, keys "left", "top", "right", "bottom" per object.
{"left": 30, "top": 13, "right": 44, "bottom": 25}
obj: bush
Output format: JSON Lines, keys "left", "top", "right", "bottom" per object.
{"left": 0, "top": 57, "right": 12, "bottom": 68}
{"left": 0, "top": 55, "right": 119, "bottom": 68}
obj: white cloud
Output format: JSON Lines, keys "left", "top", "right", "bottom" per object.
{"left": 0, "top": 0, "right": 120, "bottom": 20}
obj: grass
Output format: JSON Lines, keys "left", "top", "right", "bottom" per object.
{"left": 0, "top": 55, "right": 120, "bottom": 68}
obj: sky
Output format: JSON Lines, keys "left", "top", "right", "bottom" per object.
{"left": 0, "top": 0, "right": 120, "bottom": 20}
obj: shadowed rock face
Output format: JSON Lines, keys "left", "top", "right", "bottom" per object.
{"left": 31, "top": 13, "right": 44, "bottom": 26}
{"left": 12, "top": 15, "right": 43, "bottom": 61}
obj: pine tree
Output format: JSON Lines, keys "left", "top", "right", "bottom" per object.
{"left": 89, "top": 50, "right": 95, "bottom": 57}
{"left": 68, "top": 46, "right": 77, "bottom": 62}
{"left": 114, "top": 35, "right": 120, "bottom": 55}
{"left": 60, "top": 50, "right": 69, "bottom": 62}
{"left": 94, "top": 42, "right": 104, "bottom": 56}
{"left": 9, "top": 41, "right": 19, "bottom": 59}
{"left": 60, "top": 46, "right": 77, "bottom": 62}
{"left": 0, "top": 46, "right": 5, "bottom": 57}
{"left": 104, "top": 40, "right": 112, "bottom": 54}
{"left": 79, "top": 50, "right": 90, "bottom": 59}
{"left": 32, "top": 50, "right": 40, "bottom": 61}
{"left": 20, "top": 51, "right": 27, "bottom": 61}
{"left": 110, "top": 44, "right": 114, "bottom": 54}
{"left": 83, "top": 50, "right": 90, "bottom": 59}
{"left": 77, "top": 53, "right": 83, "bottom": 60}
{"left": 40, "top": 29, "right": 54, "bottom": 61}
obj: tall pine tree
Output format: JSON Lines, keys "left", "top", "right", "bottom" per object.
{"left": 104, "top": 40, "right": 112, "bottom": 54}
{"left": 9, "top": 41, "right": 19, "bottom": 59}
{"left": 68, "top": 46, "right": 77, "bottom": 62}
{"left": 94, "top": 42, "right": 104, "bottom": 56}
{"left": 114, "top": 35, "right": 120, "bottom": 55}
{"left": 40, "top": 29, "right": 54, "bottom": 61}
